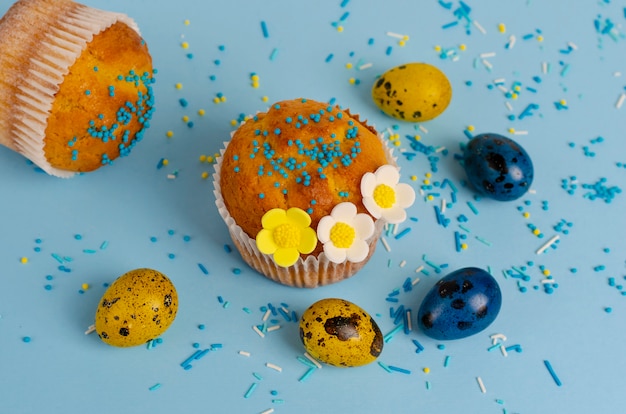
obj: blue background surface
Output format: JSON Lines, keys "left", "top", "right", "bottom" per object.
{"left": 1, "top": 0, "right": 625, "bottom": 413}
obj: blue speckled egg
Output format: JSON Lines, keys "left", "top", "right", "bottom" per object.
{"left": 463, "top": 133, "right": 534, "bottom": 201}
{"left": 417, "top": 267, "right": 502, "bottom": 340}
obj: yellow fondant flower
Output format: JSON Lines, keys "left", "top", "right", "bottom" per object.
{"left": 361, "top": 164, "right": 416, "bottom": 224}
{"left": 256, "top": 207, "right": 317, "bottom": 267}
{"left": 317, "top": 202, "right": 375, "bottom": 264}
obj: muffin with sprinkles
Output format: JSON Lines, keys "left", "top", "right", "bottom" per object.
{"left": 214, "top": 98, "right": 416, "bottom": 287}
{"left": 0, "top": 0, "right": 155, "bottom": 177}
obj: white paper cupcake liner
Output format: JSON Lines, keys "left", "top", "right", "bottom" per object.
{"left": 0, "top": 0, "right": 139, "bottom": 177}
{"left": 213, "top": 117, "right": 398, "bottom": 288}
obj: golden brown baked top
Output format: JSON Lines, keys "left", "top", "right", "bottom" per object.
{"left": 43, "top": 21, "right": 154, "bottom": 172}
{"left": 220, "top": 98, "right": 388, "bottom": 244}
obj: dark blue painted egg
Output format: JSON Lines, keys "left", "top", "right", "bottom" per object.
{"left": 417, "top": 267, "right": 502, "bottom": 340}
{"left": 462, "top": 133, "right": 534, "bottom": 201}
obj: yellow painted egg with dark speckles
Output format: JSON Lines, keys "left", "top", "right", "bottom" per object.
{"left": 95, "top": 268, "right": 178, "bottom": 347}
{"left": 372, "top": 62, "right": 452, "bottom": 122}
{"left": 299, "top": 298, "right": 383, "bottom": 367}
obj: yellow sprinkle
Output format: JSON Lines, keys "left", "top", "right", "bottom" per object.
{"left": 467, "top": 125, "right": 475, "bottom": 132}
{"left": 459, "top": 43, "right": 467, "bottom": 51}
{"left": 337, "top": 26, "right": 344, "bottom": 32}
{"left": 175, "top": 83, "right": 183, "bottom": 90}
{"left": 398, "top": 40, "right": 406, "bottom": 47}
{"left": 199, "top": 155, "right": 207, "bottom": 162}
{"left": 201, "top": 171, "right": 209, "bottom": 179}
{"left": 532, "top": 228, "right": 541, "bottom": 236}
{"left": 537, "top": 35, "right": 544, "bottom": 42}
{"left": 461, "top": 243, "right": 468, "bottom": 250}
{"left": 252, "top": 82, "right": 260, "bottom": 88}
{"left": 213, "top": 97, "right": 220, "bottom": 104}
{"left": 425, "top": 173, "right": 432, "bottom": 178}
{"left": 182, "top": 115, "right": 189, "bottom": 122}
{"left": 522, "top": 212, "right": 530, "bottom": 219}
{"left": 402, "top": 35, "right": 410, "bottom": 41}
{"left": 162, "top": 159, "right": 169, "bottom": 166}
{"left": 508, "top": 128, "right": 516, "bottom": 134}
{"left": 414, "top": 135, "right": 421, "bottom": 141}
{"left": 184, "top": 19, "right": 190, "bottom": 26}
{"left": 207, "top": 156, "right": 215, "bottom": 163}
{"left": 81, "top": 283, "right": 89, "bottom": 290}
{"left": 410, "top": 175, "right": 418, "bottom": 181}
{"left": 198, "top": 109, "right": 206, "bottom": 116}
{"left": 542, "top": 269, "right": 551, "bottom": 276}
{"left": 20, "top": 257, "right": 28, "bottom": 264}
{"left": 262, "top": 96, "right": 269, "bottom": 102}
{"left": 393, "top": 140, "right": 401, "bottom": 147}
{"left": 345, "top": 63, "right": 353, "bottom": 69}
{"left": 423, "top": 367, "right": 430, "bottom": 374}
{"left": 166, "top": 131, "right": 174, "bottom": 138}
{"left": 559, "top": 99, "right": 567, "bottom": 106}
{"left": 220, "top": 96, "right": 227, "bottom": 102}
{"left": 514, "top": 85, "right": 521, "bottom": 92}
{"left": 230, "top": 119, "right": 238, "bottom": 126}
{"left": 181, "top": 41, "right": 189, "bottom": 49}
{"left": 251, "top": 74, "right": 260, "bottom": 81}
{"left": 498, "top": 23, "right": 506, "bottom": 33}
{"left": 349, "top": 77, "right": 356, "bottom": 84}
{"left": 423, "top": 179, "right": 431, "bottom": 185}
{"left": 427, "top": 195, "right": 434, "bottom": 201}
{"left": 434, "top": 45, "right": 442, "bottom": 52}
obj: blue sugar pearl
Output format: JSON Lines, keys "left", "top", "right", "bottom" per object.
{"left": 22, "top": 336, "right": 31, "bottom": 343}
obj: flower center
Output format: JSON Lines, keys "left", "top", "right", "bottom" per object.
{"left": 273, "top": 223, "right": 301, "bottom": 248}
{"left": 329, "top": 222, "right": 356, "bottom": 249}
{"left": 373, "top": 184, "right": 396, "bottom": 209}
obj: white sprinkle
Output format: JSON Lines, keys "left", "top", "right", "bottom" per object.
{"left": 358, "top": 62, "right": 373, "bottom": 70}
{"left": 381, "top": 237, "right": 391, "bottom": 252}
{"left": 239, "top": 350, "right": 251, "bottom": 357}
{"left": 616, "top": 93, "right": 625, "bottom": 109}
{"left": 252, "top": 325, "right": 265, "bottom": 338}
{"left": 482, "top": 59, "right": 493, "bottom": 70}
{"left": 614, "top": 72, "right": 622, "bottom": 77}
{"left": 507, "top": 35, "right": 516, "bottom": 48}
{"left": 267, "top": 325, "right": 281, "bottom": 332}
{"left": 262, "top": 309, "right": 272, "bottom": 321}
{"left": 476, "top": 376, "right": 487, "bottom": 393}
{"left": 304, "top": 352, "right": 323, "bottom": 369}
{"left": 536, "top": 234, "right": 560, "bottom": 255}
{"left": 406, "top": 310, "right": 412, "bottom": 331}
{"left": 260, "top": 409, "right": 275, "bottom": 414}
{"left": 500, "top": 346, "right": 508, "bottom": 357}
{"left": 167, "top": 174, "right": 177, "bottom": 179}
{"left": 412, "top": 277, "right": 421, "bottom": 286}
{"left": 542, "top": 61, "right": 549, "bottom": 74}
{"left": 480, "top": 52, "right": 496, "bottom": 58}
{"left": 490, "top": 333, "right": 507, "bottom": 342}
{"left": 567, "top": 41, "right": 578, "bottom": 50}
{"left": 435, "top": 146, "right": 446, "bottom": 153}
{"left": 415, "top": 265, "right": 424, "bottom": 273}
{"left": 386, "top": 31, "right": 406, "bottom": 39}
{"left": 497, "top": 85, "right": 508, "bottom": 94}
{"left": 513, "top": 130, "right": 529, "bottom": 135}
{"left": 473, "top": 20, "right": 487, "bottom": 34}
{"left": 505, "top": 101, "right": 513, "bottom": 111}
{"left": 541, "top": 279, "right": 556, "bottom": 284}
{"left": 493, "top": 78, "right": 506, "bottom": 85}
{"left": 441, "top": 199, "right": 447, "bottom": 214}
{"left": 84, "top": 324, "right": 96, "bottom": 335}
{"left": 266, "top": 362, "right": 283, "bottom": 372}
{"left": 418, "top": 124, "right": 429, "bottom": 134}
{"left": 399, "top": 260, "right": 407, "bottom": 268}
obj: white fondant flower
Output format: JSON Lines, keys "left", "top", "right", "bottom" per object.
{"left": 317, "top": 202, "right": 375, "bottom": 264}
{"left": 360, "top": 164, "right": 416, "bottom": 224}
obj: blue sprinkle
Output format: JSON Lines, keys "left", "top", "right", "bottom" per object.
{"left": 198, "top": 263, "right": 209, "bottom": 275}
{"left": 260, "top": 21, "right": 269, "bottom": 38}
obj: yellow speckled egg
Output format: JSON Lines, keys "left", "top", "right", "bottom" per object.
{"left": 299, "top": 298, "right": 383, "bottom": 367}
{"left": 95, "top": 268, "right": 178, "bottom": 347}
{"left": 372, "top": 62, "right": 452, "bottom": 122}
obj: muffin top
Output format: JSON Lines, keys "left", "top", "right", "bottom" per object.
{"left": 220, "top": 99, "right": 389, "bottom": 246}
{"left": 43, "top": 21, "right": 154, "bottom": 172}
